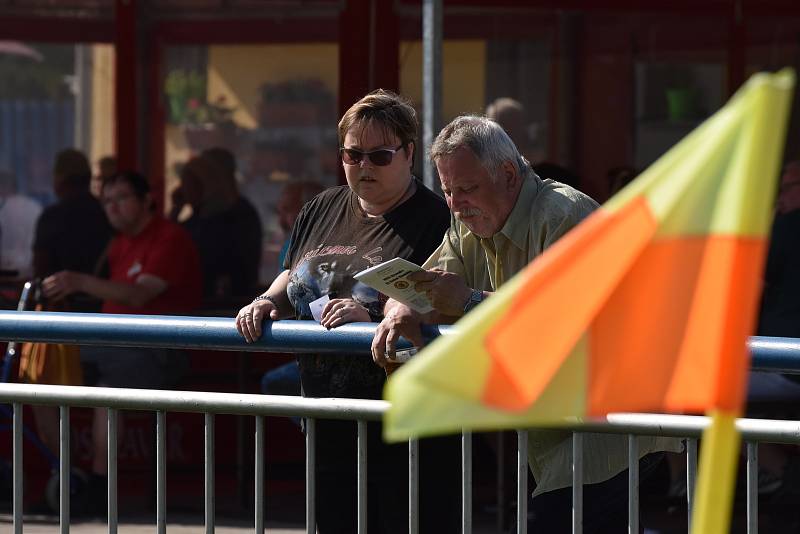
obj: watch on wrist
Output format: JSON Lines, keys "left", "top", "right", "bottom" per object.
{"left": 463, "top": 289, "right": 484, "bottom": 314}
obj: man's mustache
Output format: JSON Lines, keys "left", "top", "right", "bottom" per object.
{"left": 455, "top": 207, "right": 481, "bottom": 219}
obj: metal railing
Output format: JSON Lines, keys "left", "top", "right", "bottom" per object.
{"left": 0, "top": 310, "right": 798, "bottom": 534}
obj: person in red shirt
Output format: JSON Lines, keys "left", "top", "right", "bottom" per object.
{"left": 42, "top": 170, "right": 202, "bottom": 512}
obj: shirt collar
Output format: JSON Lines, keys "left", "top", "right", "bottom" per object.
{"left": 496, "top": 170, "right": 541, "bottom": 250}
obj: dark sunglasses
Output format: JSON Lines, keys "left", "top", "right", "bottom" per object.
{"left": 340, "top": 145, "right": 404, "bottom": 167}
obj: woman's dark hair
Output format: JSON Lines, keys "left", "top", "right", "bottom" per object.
{"left": 337, "top": 89, "right": 418, "bottom": 150}
{"left": 101, "top": 171, "right": 151, "bottom": 200}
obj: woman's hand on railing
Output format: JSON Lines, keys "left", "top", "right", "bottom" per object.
{"left": 236, "top": 298, "right": 278, "bottom": 343}
{"left": 319, "top": 298, "right": 370, "bottom": 330}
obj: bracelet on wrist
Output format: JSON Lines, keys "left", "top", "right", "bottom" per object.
{"left": 253, "top": 294, "right": 279, "bottom": 308}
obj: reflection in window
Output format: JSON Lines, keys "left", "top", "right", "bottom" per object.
{"left": 164, "top": 44, "right": 339, "bottom": 286}
{"left": 0, "top": 42, "right": 113, "bottom": 278}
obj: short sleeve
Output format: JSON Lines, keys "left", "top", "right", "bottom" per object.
{"left": 139, "top": 226, "right": 198, "bottom": 286}
{"left": 283, "top": 198, "right": 315, "bottom": 271}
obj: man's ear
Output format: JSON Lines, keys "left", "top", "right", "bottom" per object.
{"left": 501, "top": 160, "right": 519, "bottom": 190}
{"left": 406, "top": 141, "right": 415, "bottom": 168}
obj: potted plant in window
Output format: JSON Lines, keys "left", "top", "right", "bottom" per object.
{"left": 165, "top": 69, "right": 238, "bottom": 150}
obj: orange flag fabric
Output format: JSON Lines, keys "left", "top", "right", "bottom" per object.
{"left": 385, "top": 69, "right": 795, "bottom": 442}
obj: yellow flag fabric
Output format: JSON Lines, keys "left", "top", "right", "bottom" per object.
{"left": 385, "top": 69, "right": 795, "bottom": 442}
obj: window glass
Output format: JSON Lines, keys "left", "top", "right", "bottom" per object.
{"left": 163, "top": 43, "right": 339, "bottom": 285}
{"left": 0, "top": 41, "right": 114, "bottom": 277}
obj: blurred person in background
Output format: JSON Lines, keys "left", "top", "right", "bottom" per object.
{"left": 0, "top": 169, "right": 41, "bottom": 278}
{"left": 42, "top": 170, "right": 202, "bottom": 514}
{"left": 486, "top": 96, "right": 544, "bottom": 164}
{"left": 91, "top": 155, "right": 117, "bottom": 198}
{"left": 33, "top": 148, "right": 112, "bottom": 308}
{"left": 170, "top": 148, "right": 262, "bottom": 300}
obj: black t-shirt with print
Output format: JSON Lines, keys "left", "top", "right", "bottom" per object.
{"left": 285, "top": 179, "right": 450, "bottom": 400}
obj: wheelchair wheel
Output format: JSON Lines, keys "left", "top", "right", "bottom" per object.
{"left": 45, "top": 467, "right": 89, "bottom": 515}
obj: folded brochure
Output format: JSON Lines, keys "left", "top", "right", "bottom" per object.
{"left": 354, "top": 258, "right": 434, "bottom": 313}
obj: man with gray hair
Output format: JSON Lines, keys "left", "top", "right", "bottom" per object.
{"left": 372, "top": 115, "right": 680, "bottom": 531}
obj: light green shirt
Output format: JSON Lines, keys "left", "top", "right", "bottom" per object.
{"left": 424, "top": 171, "right": 682, "bottom": 495}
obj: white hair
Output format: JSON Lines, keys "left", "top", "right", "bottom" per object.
{"left": 430, "top": 115, "right": 530, "bottom": 182}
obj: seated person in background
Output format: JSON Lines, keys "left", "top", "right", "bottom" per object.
{"left": 91, "top": 155, "right": 117, "bottom": 198}
{"left": 42, "top": 171, "right": 202, "bottom": 512}
{"left": 34, "top": 148, "right": 112, "bottom": 308}
{"left": 0, "top": 169, "right": 41, "bottom": 279}
{"left": 171, "top": 149, "right": 262, "bottom": 300}
{"left": 373, "top": 115, "right": 681, "bottom": 533}
{"left": 235, "top": 89, "right": 460, "bottom": 533}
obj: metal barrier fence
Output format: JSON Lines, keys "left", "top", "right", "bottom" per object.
{"left": 0, "top": 310, "right": 798, "bottom": 534}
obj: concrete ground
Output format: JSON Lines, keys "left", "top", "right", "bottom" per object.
{"left": 2, "top": 516, "right": 303, "bottom": 533}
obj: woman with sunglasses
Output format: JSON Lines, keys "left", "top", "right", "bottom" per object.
{"left": 235, "top": 89, "right": 459, "bottom": 533}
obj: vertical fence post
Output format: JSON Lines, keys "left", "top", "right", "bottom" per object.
{"left": 687, "top": 437, "right": 698, "bottom": 533}
{"left": 746, "top": 441, "right": 758, "bottom": 534}
{"left": 60, "top": 405, "right": 70, "bottom": 534}
{"left": 409, "top": 438, "right": 419, "bottom": 534}
{"left": 497, "top": 432, "right": 506, "bottom": 532}
{"left": 357, "top": 420, "right": 367, "bottom": 534}
{"left": 255, "top": 415, "right": 264, "bottom": 534}
{"left": 462, "top": 431, "right": 472, "bottom": 534}
{"left": 572, "top": 432, "right": 583, "bottom": 534}
{"left": 517, "top": 430, "right": 528, "bottom": 534}
{"left": 628, "top": 435, "right": 639, "bottom": 534}
{"left": 13, "top": 402, "right": 22, "bottom": 534}
{"left": 205, "top": 413, "right": 215, "bottom": 534}
{"left": 306, "top": 418, "right": 316, "bottom": 534}
{"left": 157, "top": 411, "right": 167, "bottom": 534}
{"left": 108, "top": 408, "right": 118, "bottom": 534}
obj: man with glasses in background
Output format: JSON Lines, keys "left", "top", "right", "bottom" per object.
{"left": 41, "top": 170, "right": 202, "bottom": 516}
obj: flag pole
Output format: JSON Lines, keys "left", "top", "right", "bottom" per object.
{"left": 689, "top": 410, "right": 741, "bottom": 533}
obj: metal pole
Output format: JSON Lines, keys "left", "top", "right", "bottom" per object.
{"left": 687, "top": 438, "right": 698, "bottom": 533}
{"left": 357, "top": 420, "right": 367, "bottom": 534}
{"left": 13, "top": 402, "right": 22, "bottom": 534}
{"left": 462, "top": 431, "right": 473, "bottom": 534}
{"left": 255, "top": 416, "right": 264, "bottom": 534}
{"left": 628, "top": 435, "right": 639, "bottom": 534}
{"left": 306, "top": 418, "right": 316, "bottom": 534}
{"left": 60, "top": 406, "right": 70, "bottom": 534}
{"left": 746, "top": 441, "right": 758, "bottom": 534}
{"left": 157, "top": 411, "right": 166, "bottom": 534}
{"left": 517, "top": 430, "right": 527, "bottom": 534}
{"left": 422, "top": 0, "right": 442, "bottom": 191}
{"left": 572, "top": 433, "right": 583, "bottom": 534}
{"left": 205, "top": 413, "right": 215, "bottom": 534}
{"left": 497, "top": 432, "right": 506, "bottom": 532}
{"left": 409, "top": 439, "right": 419, "bottom": 534}
{"left": 108, "top": 408, "right": 118, "bottom": 534}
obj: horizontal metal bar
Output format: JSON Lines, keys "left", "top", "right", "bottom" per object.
{"left": 0, "top": 383, "right": 387, "bottom": 420}
{"left": 5, "top": 384, "right": 800, "bottom": 443}
{"left": 748, "top": 336, "right": 800, "bottom": 374}
{"left": 4, "top": 384, "right": 800, "bottom": 443}
{"left": 0, "top": 311, "right": 445, "bottom": 353}
{"left": 0, "top": 312, "right": 794, "bottom": 374}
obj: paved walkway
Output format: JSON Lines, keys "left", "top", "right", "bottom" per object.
{"left": 2, "top": 515, "right": 304, "bottom": 533}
